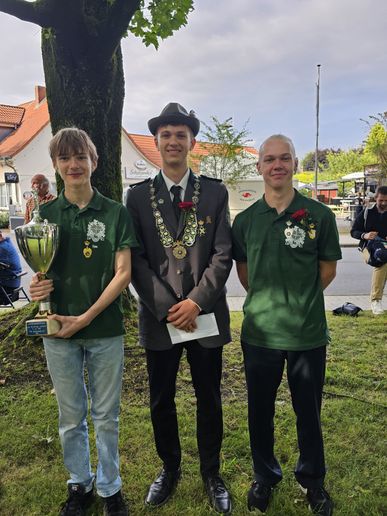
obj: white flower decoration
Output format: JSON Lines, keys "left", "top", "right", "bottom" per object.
{"left": 284, "top": 225, "right": 306, "bottom": 249}
{"left": 87, "top": 219, "right": 105, "bottom": 242}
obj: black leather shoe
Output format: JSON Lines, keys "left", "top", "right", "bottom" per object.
{"left": 302, "top": 486, "right": 333, "bottom": 515}
{"left": 145, "top": 467, "right": 181, "bottom": 507}
{"left": 247, "top": 481, "right": 272, "bottom": 513}
{"left": 204, "top": 476, "right": 232, "bottom": 514}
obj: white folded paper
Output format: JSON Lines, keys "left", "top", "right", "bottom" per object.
{"left": 167, "top": 313, "right": 219, "bottom": 344}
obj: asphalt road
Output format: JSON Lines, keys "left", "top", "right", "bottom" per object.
{"left": 226, "top": 247, "right": 372, "bottom": 297}
{"left": 9, "top": 230, "right": 371, "bottom": 297}
{"left": 324, "top": 247, "right": 372, "bottom": 295}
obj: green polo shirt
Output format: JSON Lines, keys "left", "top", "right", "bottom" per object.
{"left": 232, "top": 190, "right": 342, "bottom": 351}
{"left": 40, "top": 188, "right": 138, "bottom": 339}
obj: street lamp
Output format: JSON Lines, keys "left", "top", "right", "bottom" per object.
{"left": 314, "top": 64, "right": 321, "bottom": 200}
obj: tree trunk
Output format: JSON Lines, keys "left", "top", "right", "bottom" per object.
{"left": 42, "top": 27, "right": 124, "bottom": 202}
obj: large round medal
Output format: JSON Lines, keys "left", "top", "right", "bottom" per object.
{"left": 172, "top": 243, "right": 187, "bottom": 259}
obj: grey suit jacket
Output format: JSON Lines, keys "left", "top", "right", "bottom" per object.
{"left": 126, "top": 170, "right": 232, "bottom": 350}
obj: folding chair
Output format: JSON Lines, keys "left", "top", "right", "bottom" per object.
{"left": 0, "top": 261, "right": 30, "bottom": 309}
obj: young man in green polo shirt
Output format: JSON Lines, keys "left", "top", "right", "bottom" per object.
{"left": 232, "top": 135, "right": 341, "bottom": 516}
{"left": 29, "top": 127, "right": 137, "bottom": 516}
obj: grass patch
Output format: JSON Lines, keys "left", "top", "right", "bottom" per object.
{"left": 0, "top": 310, "right": 386, "bottom": 515}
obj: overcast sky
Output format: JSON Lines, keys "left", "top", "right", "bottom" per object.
{"left": 1, "top": 0, "right": 386, "bottom": 158}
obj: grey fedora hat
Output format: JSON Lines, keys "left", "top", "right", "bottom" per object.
{"left": 148, "top": 102, "right": 200, "bottom": 136}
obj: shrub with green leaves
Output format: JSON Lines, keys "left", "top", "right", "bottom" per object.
{"left": 0, "top": 211, "right": 9, "bottom": 228}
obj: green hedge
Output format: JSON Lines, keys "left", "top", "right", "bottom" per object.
{"left": 0, "top": 211, "right": 9, "bottom": 228}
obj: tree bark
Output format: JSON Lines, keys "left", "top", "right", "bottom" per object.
{"left": 41, "top": 28, "right": 125, "bottom": 201}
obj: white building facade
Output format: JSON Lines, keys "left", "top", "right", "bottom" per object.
{"left": 0, "top": 86, "right": 262, "bottom": 224}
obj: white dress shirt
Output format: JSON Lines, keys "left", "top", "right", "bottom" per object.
{"left": 161, "top": 169, "right": 190, "bottom": 201}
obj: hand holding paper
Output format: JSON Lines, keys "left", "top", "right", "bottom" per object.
{"left": 167, "top": 313, "right": 219, "bottom": 344}
{"left": 167, "top": 298, "right": 200, "bottom": 330}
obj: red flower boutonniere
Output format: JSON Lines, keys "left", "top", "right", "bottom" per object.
{"left": 289, "top": 208, "right": 316, "bottom": 239}
{"left": 178, "top": 201, "right": 194, "bottom": 211}
{"left": 291, "top": 208, "right": 307, "bottom": 222}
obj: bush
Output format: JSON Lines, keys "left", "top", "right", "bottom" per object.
{"left": 299, "top": 188, "right": 313, "bottom": 198}
{"left": 0, "top": 211, "right": 9, "bottom": 228}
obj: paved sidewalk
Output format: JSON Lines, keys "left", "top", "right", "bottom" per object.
{"left": 339, "top": 232, "right": 357, "bottom": 247}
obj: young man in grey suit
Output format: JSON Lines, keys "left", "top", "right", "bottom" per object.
{"left": 126, "top": 103, "right": 232, "bottom": 514}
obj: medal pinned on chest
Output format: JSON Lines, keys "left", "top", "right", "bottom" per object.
{"left": 172, "top": 241, "right": 187, "bottom": 259}
{"left": 284, "top": 209, "right": 317, "bottom": 249}
{"left": 83, "top": 240, "right": 92, "bottom": 259}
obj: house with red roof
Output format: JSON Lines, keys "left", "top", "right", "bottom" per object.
{"left": 0, "top": 86, "right": 260, "bottom": 220}
{"left": 0, "top": 86, "right": 51, "bottom": 212}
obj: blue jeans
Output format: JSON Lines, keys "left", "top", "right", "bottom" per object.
{"left": 43, "top": 336, "right": 124, "bottom": 497}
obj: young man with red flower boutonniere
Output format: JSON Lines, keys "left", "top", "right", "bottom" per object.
{"left": 126, "top": 103, "right": 233, "bottom": 514}
{"left": 232, "top": 135, "right": 341, "bottom": 515}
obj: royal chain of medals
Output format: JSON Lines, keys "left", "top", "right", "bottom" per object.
{"left": 149, "top": 176, "right": 200, "bottom": 259}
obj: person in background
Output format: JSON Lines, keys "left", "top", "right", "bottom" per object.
{"left": 350, "top": 185, "right": 387, "bottom": 315}
{"left": 0, "top": 229, "right": 22, "bottom": 302}
{"left": 232, "top": 134, "right": 341, "bottom": 516}
{"left": 355, "top": 191, "right": 364, "bottom": 217}
{"left": 24, "top": 173, "right": 56, "bottom": 223}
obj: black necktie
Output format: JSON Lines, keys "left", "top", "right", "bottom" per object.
{"left": 170, "top": 185, "right": 182, "bottom": 221}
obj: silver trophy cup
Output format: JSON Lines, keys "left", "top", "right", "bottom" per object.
{"left": 15, "top": 192, "right": 60, "bottom": 336}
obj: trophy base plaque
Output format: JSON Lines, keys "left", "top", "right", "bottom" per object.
{"left": 26, "top": 318, "right": 61, "bottom": 337}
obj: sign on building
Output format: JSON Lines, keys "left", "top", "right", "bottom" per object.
{"left": 4, "top": 172, "right": 19, "bottom": 183}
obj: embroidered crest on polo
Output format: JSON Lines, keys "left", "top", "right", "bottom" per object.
{"left": 87, "top": 219, "right": 105, "bottom": 242}
{"left": 284, "top": 221, "right": 306, "bottom": 248}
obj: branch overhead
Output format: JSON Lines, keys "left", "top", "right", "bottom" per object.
{"left": 0, "top": 0, "right": 51, "bottom": 27}
{"left": 105, "top": 0, "right": 142, "bottom": 42}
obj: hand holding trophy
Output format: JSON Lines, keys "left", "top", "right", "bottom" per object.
{"left": 15, "top": 190, "right": 60, "bottom": 336}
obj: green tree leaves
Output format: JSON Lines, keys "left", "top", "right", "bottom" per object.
{"left": 129, "top": 0, "right": 194, "bottom": 48}
{"left": 363, "top": 118, "right": 387, "bottom": 178}
{"left": 193, "top": 116, "right": 257, "bottom": 187}
{"left": 301, "top": 148, "right": 340, "bottom": 172}
{"left": 324, "top": 148, "right": 368, "bottom": 180}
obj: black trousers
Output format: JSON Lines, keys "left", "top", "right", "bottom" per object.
{"left": 242, "top": 342, "right": 327, "bottom": 489}
{"left": 145, "top": 342, "right": 223, "bottom": 478}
